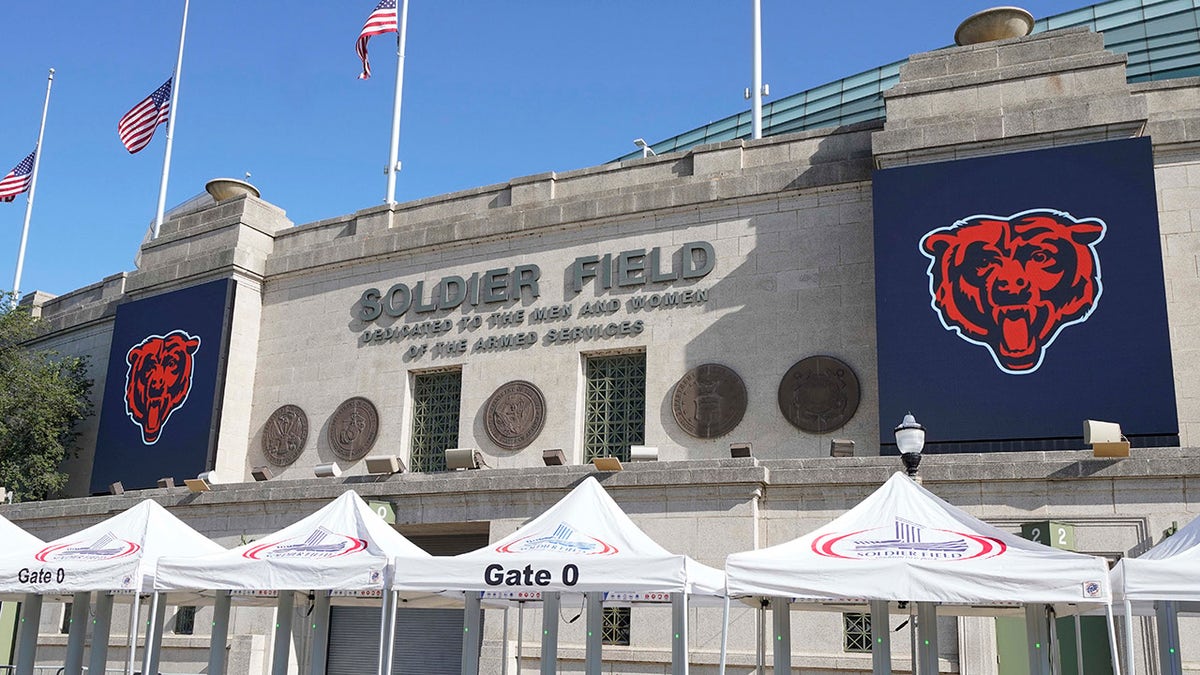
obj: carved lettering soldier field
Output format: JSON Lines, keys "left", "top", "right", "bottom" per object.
{"left": 351, "top": 241, "right": 715, "bottom": 361}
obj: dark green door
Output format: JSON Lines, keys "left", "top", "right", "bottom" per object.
{"left": 996, "top": 616, "right": 1113, "bottom": 675}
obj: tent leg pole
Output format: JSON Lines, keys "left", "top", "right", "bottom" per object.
{"left": 540, "top": 592, "right": 559, "bottom": 675}
{"left": 1156, "top": 601, "right": 1182, "bottom": 675}
{"left": 718, "top": 595, "right": 730, "bottom": 675}
{"left": 917, "top": 602, "right": 938, "bottom": 675}
{"left": 309, "top": 590, "right": 331, "bottom": 675}
{"left": 145, "top": 593, "right": 166, "bottom": 675}
{"left": 376, "top": 591, "right": 391, "bottom": 675}
{"left": 584, "top": 592, "right": 602, "bottom": 675}
{"left": 517, "top": 602, "right": 524, "bottom": 675}
{"left": 140, "top": 592, "right": 161, "bottom": 675}
{"left": 869, "top": 600, "right": 891, "bottom": 675}
{"left": 1123, "top": 599, "right": 1135, "bottom": 675}
{"left": 909, "top": 603, "right": 917, "bottom": 675}
{"left": 502, "top": 607, "right": 510, "bottom": 675}
{"left": 1074, "top": 613, "right": 1083, "bottom": 675}
{"left": 15, "top": 593, "right": 43, "bottom": 675}
{"left": 209, "top": 591, "right": 232, "bottom": 675}
{"left": 682, "top": 592, "right": 690, "bottom": 675}
{"left": 770, "top": 598, "right": 789, "bottom": 675}
{"left": 64, "top": 592, "right": 90, "bottom": 675}
{"left": 89, "top": 592, "right": 115, "bottom": 675}
{"left": 1050, "top": 609, "right": 1063, "bottom": 675}
{"left": 756, "top": 599, "right": 766, "bottom": 675}
{"left": 125, "top": 592, "right": 142, "bottom": 675}
{"left": 1105, "top": 604, "right": 1123, "bottom": 675}
{"left": 271, "top": 591, "right": 295, "bottom": 675}
{"left": 673, "top": 592, "right": 689, "bottom": 675}
{"left": 461, "top": 594, "right": 481, "bottom": 675}
{"left": 384, "top": 590, "right": 398, "bottom": 675}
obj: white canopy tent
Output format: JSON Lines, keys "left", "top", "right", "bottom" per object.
{"left": 394, "top": 475, "right": 726, "bottom": 675}
{"left": 0, "top": 499, "right": 225, "bottom": 675}
{"left": 154, "top": 489, "right": 437, "bottom": 675}
{"left": 1110, "top": 513, "right": 1200, "bottom": 675}
{"left": 0, "top": 512, "right": 43, "bottom": 551}
{"left": 723, "top": 472, "right": 1119, "bottom": 675}
{"left": 0, "top": 515, "right": 42, "bottom": 674}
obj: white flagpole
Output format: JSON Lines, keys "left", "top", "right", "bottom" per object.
{"left": 384, "top": 0, "right": 410, "bottom": 206}
{"left": 152, "top": 0, "right": 190, "bottom": 239}
{"left": 11, "top": 68, "right": 54, "bottom": 306}
{"left": 750, "top": 0, "right": 763, "bottom": 140}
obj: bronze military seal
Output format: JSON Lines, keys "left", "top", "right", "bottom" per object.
{"left": 262, "top": 404, "right": 308, "bottom": 467}
{"left": 484, "top": 381, "right": 546, "bottom": 450}
{"left": 671, "top": 363, "right": 747, "bottom": 439}
{"left": 328, "top": 397, "right": 380, "bottom": 461}
{"left": 778, "top": 356, "right": 860, "bottom": 433}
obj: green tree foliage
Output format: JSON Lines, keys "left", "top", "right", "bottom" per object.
{"left": 0, "top": 294, "right": 93, "bottom": 501}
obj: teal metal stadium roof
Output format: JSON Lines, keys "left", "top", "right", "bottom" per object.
{"left": 616, "top": 0, "right": 1200, "bottom": 162}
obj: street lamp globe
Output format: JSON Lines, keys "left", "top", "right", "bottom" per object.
{"left": 894, "top": 412, "right": 926, "bottom": 477}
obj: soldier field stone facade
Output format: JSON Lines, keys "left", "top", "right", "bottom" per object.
{"left": 2, "top": 25, "right": 1200, "bottom": 674}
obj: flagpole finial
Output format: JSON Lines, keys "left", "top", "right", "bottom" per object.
{"left": 48, "top": 68, "right": 55, "bottom": 77}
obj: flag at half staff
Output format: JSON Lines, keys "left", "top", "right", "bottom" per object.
{"left": 118, "top": 78, "right": 172, "bottom": 154}
{"left": 357, "top": 0, "right": 398, "bottom": 80}
{"left": 0, "top": 151, "right": 36, "bottom": 203}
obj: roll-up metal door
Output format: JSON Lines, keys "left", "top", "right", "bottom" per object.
{"left": 327, "top": 531, "right": 489, "bottom": 675}
{"left": 326, "top": 606, "right": 470, "bottom": 675}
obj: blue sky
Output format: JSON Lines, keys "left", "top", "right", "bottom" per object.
{"left": 1, "top": 1, "right": 1086, "bottom": 297}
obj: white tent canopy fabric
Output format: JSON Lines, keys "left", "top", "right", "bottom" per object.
{"left": 1112, "top": 512, "right": 1200, "bottom": 606}
{"left": 154, "top": 489, "right": 431, "bottom": 597}
{"left": 0, "top": 499, "right": 223, "bottom": 596}
{"left": 393, "top": 476, "right": 725, "bottom": 600}
{"left": 0, "top": 514, "right": 45, "bottom": 600}
{"left": 726, "top": 472, "right": 1112, "bottom": 609}
{"left": 0, "top": 512, "right": 43, "bottom": 549}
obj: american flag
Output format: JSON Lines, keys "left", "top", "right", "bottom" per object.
{"left": 356, "top": 0, "right": 398, "bottom": 80}
{"left": 0, "top": 151, "right": 35, "bottom": 203}
{"left": 118, "top": 78, "right": 172, "bottom": 154}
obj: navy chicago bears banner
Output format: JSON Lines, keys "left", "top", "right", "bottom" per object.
{"left": 91, "top": 279, "right": 236, "bottom": 492}
{"left": 873, "top": 137, "right": 1177, "bottom": 451}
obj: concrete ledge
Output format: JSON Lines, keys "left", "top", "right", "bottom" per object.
{"left": 4, "top": 448, "right": 1196, "bottom": 532}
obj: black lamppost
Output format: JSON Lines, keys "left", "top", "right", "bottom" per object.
{"left": 894, "top": 413, "right": 926, "bottom": 478}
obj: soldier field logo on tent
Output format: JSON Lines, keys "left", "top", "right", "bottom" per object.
{"left": 497, "top": 522, "right": 618, "bottom": 555}
{"left": 813, "top": 518, "right": 1006, "bottom": 561}
{"left": 242, "top": 526, "right": 368, "bottom": 560}
{"left": 36, "top": 532, "right": 142, "bottom": 562}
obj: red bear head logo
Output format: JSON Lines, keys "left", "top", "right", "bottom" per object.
{"left": 124, "top": 330, "right": 201, "bottom": 444}
{"left": 919, "top": 209, "right": 1105, "bottom": 375}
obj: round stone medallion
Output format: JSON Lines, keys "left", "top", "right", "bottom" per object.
{"left": 328, "top": 397, "right": 380, "bottom": 461}
{"left": 484, "top": 381, "right": 547, "bottom": 450}
{"left": 671, "top": 363, "right": 748, "bottom": 439}
{"left": 262, "top": 404, "right": 308, "bottom": 467}
{"left": 777, "top": 356, "right": 861, "bottom": 433}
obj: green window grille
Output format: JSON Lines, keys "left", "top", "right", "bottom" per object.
{"left": 410, "top": 370, "right": 462, "bottom": 472}
{"left": 174, "top": 606, "right": 196, "bottom": 635}
{"left": 843, "top": 612, "right": 872, "bottom": 653}
{"left": 602, "top": 607, "right": 631, "bottom": 646}
{"left": 584, "top": 353, "right": 646, "bottom": 462}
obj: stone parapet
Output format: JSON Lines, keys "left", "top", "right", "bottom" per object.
{"left": 265, "top": 125, "right": 876, "bottom": 279}
{"left": 24, "top": 273, "right": 126, "bottom": 334}
{"left": 874, "top": 27, "right": 1147, "bottom": 167}
{"left": 129, "top": 194, "right": 292, "bottom": 294}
